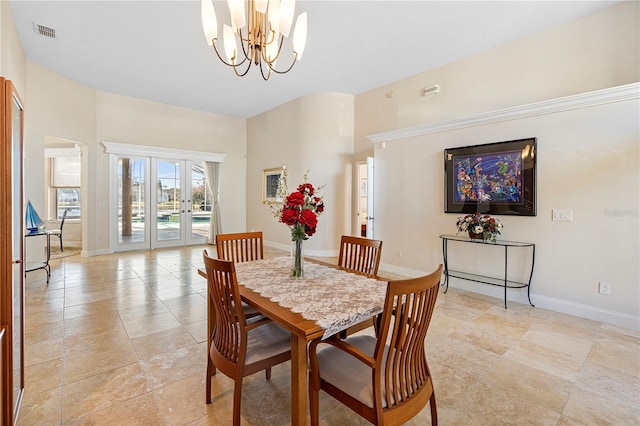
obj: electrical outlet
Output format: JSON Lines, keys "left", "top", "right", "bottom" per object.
{"left": 396, "top": 249, "right": 402, "bottom": 258}
{"left": 599, "top": 282, "right": 610, "bottom": 295}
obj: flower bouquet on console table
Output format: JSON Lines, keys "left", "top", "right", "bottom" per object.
{"left": 266, "top": 169, "right": 325, "bottom": 278}
{"left": 456, "top": 212, "right": 503, "bottom": 243}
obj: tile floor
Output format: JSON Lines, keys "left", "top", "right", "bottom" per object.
{"left": 18, "top": 245, "right": 639, "bottom": 425}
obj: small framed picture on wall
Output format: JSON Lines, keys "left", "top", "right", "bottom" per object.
{"left": 262, "top": 167, "right": 284, "bottom": 203}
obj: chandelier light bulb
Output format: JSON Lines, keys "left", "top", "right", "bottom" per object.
{"left": 201, "top": 0, "right": 217, "bottom": 44}
{"left": 227, "top": 0, "right": 246, "bottom": 30}
{"left": 223, "top": 25, "right": 237, "bottom": 64}
{"left": 292, "top": 12, "right": 307, "bottom": 60}
{"left": 279, "top": 0, "right": 295, "bottom": 37}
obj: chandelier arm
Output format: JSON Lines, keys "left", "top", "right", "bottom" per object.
{"left": 231, "top": 59, "right": 254, "bottom": 77}
{"left": 267, "top": 52, "right": 299, "bottom": 75}
{"left": 210, "top": 39, "right": 250, "bottom": 68}
{"left": 258, "top": 59, "right": 272, "bottom": 81}
{"left": 236, "top": 28, "right": 253, "bottom": 64}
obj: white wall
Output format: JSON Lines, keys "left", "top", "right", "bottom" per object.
{"left": 246, "top": 93, "right": 355, "bottom": 254}
{"left": 354, "top": 1, "right": 639, "bottom": 328}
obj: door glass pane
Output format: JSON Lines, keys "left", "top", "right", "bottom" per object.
{"left": 118, "top": 156, "right": 146, "bottom": 244}
{"left": 157, "top": 160, "right": 181, "bottom": 241}
{"left": 11, "top": 94, "right": 23, "bottom": 410}
{"left": 191, "top": 163, "right": 210, "bottom": 240}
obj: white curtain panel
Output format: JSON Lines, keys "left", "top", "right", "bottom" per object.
{"left": 203, "top": 161, "right": 223, "bottom": 244}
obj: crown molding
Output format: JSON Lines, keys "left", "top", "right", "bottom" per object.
{"left": 102, "top": 141, "right": 226, "bottom": 163}
{"left": 367, "top": 82, "right": 640, "bottom": 144}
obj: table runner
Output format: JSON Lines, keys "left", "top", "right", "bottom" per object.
{"left": 234, "top": 256, "right": 388, "bottom": 339}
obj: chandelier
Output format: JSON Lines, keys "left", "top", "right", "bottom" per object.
{"left": 201, "top": 0, "right": 307, "bottom": 80}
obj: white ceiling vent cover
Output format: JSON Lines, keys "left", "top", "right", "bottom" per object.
{"left": 34, "top": 23, "right": 56, "bottom": 39}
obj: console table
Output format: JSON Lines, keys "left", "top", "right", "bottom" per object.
{"left": 439, "top": 234, "right": 535, "bottom": 308}
{"left": 25, "top": 230, "right": 51, "bottom": 283}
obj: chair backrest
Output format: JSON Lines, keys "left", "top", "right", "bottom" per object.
{"left": 374, "top": 264, "right": 443, "bottom": 417}
{"left": 216, "top": 231, "right": 264, "bottom": 263}
{"left": 337, "top": 235, "right": 383, "bottom": 276}
{"left": 203, "top": 251, "right": 248, "bottom": 376}
{"left": 60, "top": 208, "right": 70, "bottom": 230}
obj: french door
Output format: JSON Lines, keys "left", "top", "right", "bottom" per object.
{"left": 115, "top": 157, "right": 210, "bottom": 251}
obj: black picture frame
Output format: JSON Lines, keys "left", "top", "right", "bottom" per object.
{"left": 444, "top": 137, "right": 537, "bottom": 216}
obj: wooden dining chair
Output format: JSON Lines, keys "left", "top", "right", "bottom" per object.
{"left": 338, "top": 235, "right": 382, "bottom": 276}
{"left": 309, "top": 264, "right": 443, "bottom": 426}
{"left": 338, "top": 235, "right": 383, "bottom": 337}
{"left": 203, "top": 252, "right": 292, "bottom": 426}
{"left": 215, "top": 231, "right": 265, "bottom": 319}
{"left": 216, "top": 231, "right": 264, "bottom": 263}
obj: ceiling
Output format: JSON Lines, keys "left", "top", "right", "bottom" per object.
{"left": 9, "top": 1, "right": 620, "bottom": 119}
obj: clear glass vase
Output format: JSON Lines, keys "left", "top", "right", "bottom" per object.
{"left": 291, "top": 238, "right": 304, "bottom": 278}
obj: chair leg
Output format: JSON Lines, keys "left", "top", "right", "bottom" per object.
{"left": 265, "top": 367, "right": 271, "bottom": 381}
{"left": 430, "top": 392, "right": 438, "bottom": 426}
{"left": 232, "top": 378, "right": 243, "bottom": 426}
{"left": 309, "top": 374, "right": 320, "bottom": 426}
{"left": 206, "top": 358, "right": 213, "bottom": 404}
{"left": 60, "top": 236, "right": 63, "bottom": 252}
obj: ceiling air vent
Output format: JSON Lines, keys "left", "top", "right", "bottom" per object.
{"left": 34, "top": 23, "right": 56, "bottom": 39}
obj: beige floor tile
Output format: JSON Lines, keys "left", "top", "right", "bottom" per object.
{"left": 63, "top": 299, "right": 117, "bottom": 320}
{"left": 62, "top": 363, "right": 151, "bottom": 422}
{"left": 152, "top": 373, "right": 210, "bottom": 424}
{"left": 24, "top": 336, "right": 63, "bottom": 367}
{"left": 17, "top": 247, "right": 640, "bottom": 426}
{"left": 562, "top": 386, "right": 640, "bottom": 425}
{"left": 446, "top": 380, "right": 562, "bottom": 425}
{"left": 481, "top": 357, "right": 573, "bottom": 413}
{"left": 24, "top": 358, "right": 63, "bottom": 393}
{"left": 574, "top": 362, "right": 640, "bottom": 409}
{"left": 121, "top": 310, "right": 183, "bottom": 339}
{"left": 131, "top": 325, "right": 199, "bottom": 360}
{"left": 69, "top": 392, "right": 163, "bottom": 425}
{"left": 139, "top": 342, "right": 206, "bottom": 389}
{"left": 502, "top": 328, "right": 592, "bottom": 381}
{"left": 63, "top": 342, "right": 138, "bottom": 384}
{"left": 15, "top": 386, "right": 62, "bottom": 426}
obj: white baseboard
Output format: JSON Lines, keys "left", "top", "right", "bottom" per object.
{"left": 379, "top": 262, "right": 640, "bottom": 331}
{"left": 81, "top": 248, "right": 111, "bottom": 257}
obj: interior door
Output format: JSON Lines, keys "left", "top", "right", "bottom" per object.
{"left": 366, "top": 156, "right": 375, "bottom": 238}
{"left": 1, "top": 77, "right": 25, "bottom": 425}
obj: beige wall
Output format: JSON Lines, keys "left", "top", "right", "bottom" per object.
{"left": 355, "top": 1, "right": 639, "bottom": 327}
{"left": 355, "top": 1, "right": 640, "bottom": 158}
{"left": 0, "top": 1, "right": 26, "bottom": 94}
{"left": 247, "top": 93, "right": 354, "bottom": 255}
{"left": 96, "top": 92, "right": 247, "bottom": 253}
{"left": 24, "top": 64, "right": 246, "bottom": 256}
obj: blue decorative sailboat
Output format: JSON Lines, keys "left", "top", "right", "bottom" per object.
{"left": 25, "top": 200, "right": 45, "bottom": 234}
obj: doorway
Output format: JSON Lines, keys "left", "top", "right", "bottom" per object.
{"left": 356, "top": 157, "right": 375, "bottom": 238}
{"left": 115, "top": 157, "right": 211, "bottom": 251}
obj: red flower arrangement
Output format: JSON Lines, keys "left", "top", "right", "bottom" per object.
{"left": 281, "top": 182, "right": 324, "bottom": 240}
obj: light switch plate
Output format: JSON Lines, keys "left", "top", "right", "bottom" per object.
{"left": 552, "top": 209, "right": 572, "bottom": 221}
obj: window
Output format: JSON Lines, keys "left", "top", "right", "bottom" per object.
{"left": 51, "top": 157, "right": 81, "bottom": 219}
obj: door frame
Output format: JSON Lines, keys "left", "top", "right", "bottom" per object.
{"left": 104, "top": 142, "right": 226, "bottom": 253}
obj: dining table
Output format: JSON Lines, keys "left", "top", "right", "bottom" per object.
{"left": 198, "top": 255, "right": 388, "bottom": 425}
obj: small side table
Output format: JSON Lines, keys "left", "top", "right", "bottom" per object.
{"left": 25, "top": 230, "right": 51, "bottom": 283}
{"left": 439, "top": 234, "right": 535, "bottom": 308}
